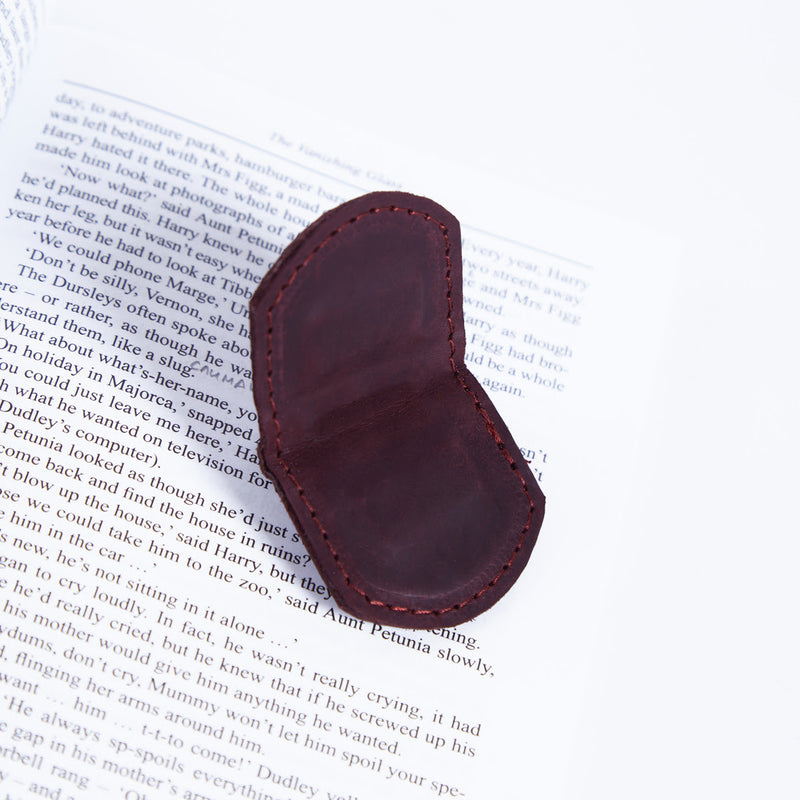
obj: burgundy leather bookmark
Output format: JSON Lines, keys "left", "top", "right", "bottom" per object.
{"left": 250, "top": 192, "right": 544, "bottom": 628}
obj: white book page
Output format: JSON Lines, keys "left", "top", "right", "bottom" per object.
{"left": 0, "top": 25, "right": 675, "bottom": 800}
{"left": 0, "top": 0, "right": 44, "bottom": 121}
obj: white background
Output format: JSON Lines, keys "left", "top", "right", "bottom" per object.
{"left": 44, "top": 1, "right": 800, "bottom": 795}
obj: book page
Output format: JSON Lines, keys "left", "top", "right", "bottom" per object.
{"left": 0, "top": 0, "right": 43, "bottom": 122}
{"left": 0, "top": 25, "right": 674, "bottom": 800}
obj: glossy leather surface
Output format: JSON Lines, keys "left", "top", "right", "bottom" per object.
{"left": 250, "top": 192, "right": 545, "bottom": 628}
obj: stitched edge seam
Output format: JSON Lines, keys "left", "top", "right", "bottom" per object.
{"left": 265, "top": 205, "right": 535, "bottom": 617}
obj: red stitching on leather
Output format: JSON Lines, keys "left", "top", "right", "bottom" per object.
{"left": 265, "top": 206, "right": 535, "bottom": 617}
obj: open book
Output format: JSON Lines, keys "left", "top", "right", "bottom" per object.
{"left": 0, "top": 5, "right": 674, "bottom": 799}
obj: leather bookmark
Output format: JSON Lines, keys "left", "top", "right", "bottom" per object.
{"left": 250, "top": 192, "right": 544, "bottom": 628}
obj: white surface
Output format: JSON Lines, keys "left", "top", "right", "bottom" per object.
{"left": 43, "top": 1, "right": 800, "bottom": 795}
